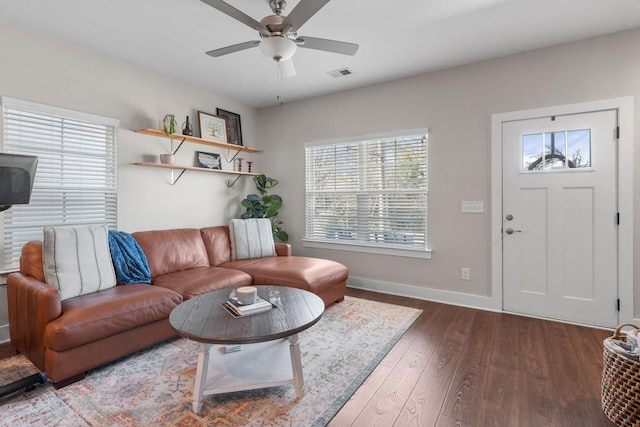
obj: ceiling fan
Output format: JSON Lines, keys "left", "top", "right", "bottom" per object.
{"left": 201, "top": 0, "right": 359, "bottom": 76}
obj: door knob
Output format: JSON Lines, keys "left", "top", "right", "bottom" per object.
{"left": 505, "top": 227, "right": 521, "bottom": 235}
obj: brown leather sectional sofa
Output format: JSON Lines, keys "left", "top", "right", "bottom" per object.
{"left": 7, "top": 225, "right": 348, "bottom": 387}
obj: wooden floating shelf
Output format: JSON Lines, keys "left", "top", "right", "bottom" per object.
{"left": 134, "top": 162, "right": 260, "bottom": 176}
{"left": 134, "top": 162, "right": 261, "bottom": 186}
{"left": 135, "top": 128, "right": 263, "bottom": 154}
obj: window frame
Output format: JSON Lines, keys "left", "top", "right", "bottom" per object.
{"left": 303, "top": 129, "right": 431, "bottom": 259}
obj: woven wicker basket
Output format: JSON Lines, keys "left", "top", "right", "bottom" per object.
{"left": 602, "top": 323, "right": 640, "bottom": 426}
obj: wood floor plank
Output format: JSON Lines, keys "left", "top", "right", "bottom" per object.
{"left": 327, "top": 364, "right": 394, "bottom": 427}
{"left": 438, "top": 309, "right": 497, "bottom": 425}
{"left": 393, "top": 306, "right": 477, "bottom": 427}
{"left": 461, "top": 311, "right": 520, "bottom": 426}
{"left": 355, "top": 348, "right": 432, "bottom": 426}
{"left": 543, "top": 321, "right": 592, "bottom": 426}
{"left": 515, "top": 315, "right": 560, "bottom": 426}
{"left": 379, "top": 301, "right": 442, "bottom": 369}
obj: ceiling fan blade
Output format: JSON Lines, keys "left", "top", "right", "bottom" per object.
{"left": 296, "top": 36, "right": 359, "bottom": 56}
{"left": 281, "top": 59, "right": 296, "bottom": 77}
{"left": 281, "top": 0, "right": 331, "bottom": 32}
{"left": 200, "top": 0, "right": 269, "bottom": 34}
{"left": 206, "top": 40, "right": 260, "bottom": 57}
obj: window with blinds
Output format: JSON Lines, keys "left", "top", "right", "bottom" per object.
{"left": 305, "top": 131, "right": 428, "bottom": 255}
{"left": 1, "top": 97, "right": 118, "bottom": 272}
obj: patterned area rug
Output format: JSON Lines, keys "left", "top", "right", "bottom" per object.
{"left": 0, "top": 296, "right": 421, "bottom": 426}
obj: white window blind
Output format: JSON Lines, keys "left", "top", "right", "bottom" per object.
{"left": 305, "top": 131, "right": 428, "bottom": 253}
{"left": 1, "top": 97, "right": 118, "bottom": 272}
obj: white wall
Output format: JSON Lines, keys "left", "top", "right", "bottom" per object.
{"left": 258, "top": 28, "right": 640, "bottom": 314}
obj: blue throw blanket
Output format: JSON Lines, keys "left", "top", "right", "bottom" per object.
{"left": 108, "top": 230, "right": 151, "bottom": 285}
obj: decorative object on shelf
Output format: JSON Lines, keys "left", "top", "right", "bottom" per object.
{"left": 236, "top": 157, "right": 244, "bottom": 172}
{"left": 195, "top": 151, "right": 221, "bottom": 170}
{"left": 160, "top": 153, "right": 175, "bottom": 165}
{"left": 198, "top": 111, "right": 228, "bottom": 143}
{"left": 162, "top": 115, "right": 179, "bottom": 156}
{"left": 216, "top": 108, "right": 243, "bottom": 146}
{"left": 182, "top": 116, "right": 193, "bottom": 136}
{"left": 247, "top": 161, "right": 253, "bottom": 173}
{"left": 240, "top": 175, "right": 289, "bottom": 242}
{"left": 162, "top": 114, "right": 177, "bottom": 136}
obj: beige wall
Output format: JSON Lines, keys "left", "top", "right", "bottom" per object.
{"left": 257, "top": 28, "right": 640, "bottom": 314}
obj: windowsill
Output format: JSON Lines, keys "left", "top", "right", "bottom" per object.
{"left": 302, "top": 239, "right": 432, "bottom": 259}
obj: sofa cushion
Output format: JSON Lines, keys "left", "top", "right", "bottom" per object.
{"left": 43, "top": 225, "right": 117, "bottom": 301}
{"left": 200, "top": 226, "right": 233, "bottom": 266}
{"left": 229, "top": 218, "right": 276, "bottom": 260}
{"left": 44, "top": 284, "right": 182, "bottom": 352}
{"left": 220, "top": 256, "right": 349, "bottom": 294}
{"left": 133, "top": 228, "right": 210, "bottom": 278}
{"left": 152, "top": 266, "right": 253, "bottom": 299}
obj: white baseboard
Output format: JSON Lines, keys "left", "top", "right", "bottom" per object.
{"left": 347, "top": 277, "right": 502, "bottom": 312}
{"left": 347, "top": 277, "right": 640, "bottom": 330}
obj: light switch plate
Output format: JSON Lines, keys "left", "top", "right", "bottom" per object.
{"left": 461, "top": 200, "right": 484, "bottom": 213}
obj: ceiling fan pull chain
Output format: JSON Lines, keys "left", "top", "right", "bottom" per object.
{"left": 277, "top": 60, "right": 284, "bottom": 106}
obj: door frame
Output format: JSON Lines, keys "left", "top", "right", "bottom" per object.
{"left": 490, "top": 97, "right": 634, "bottom": 325}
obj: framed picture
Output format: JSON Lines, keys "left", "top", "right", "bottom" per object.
{"left": 195, "top": 151, "right": 221, "bottom": 170}
{"left": 198, "top": 111, "right": 228, "bottom": 143}
{"left": 216, "top": 108, "right": 243, "bottom": 146}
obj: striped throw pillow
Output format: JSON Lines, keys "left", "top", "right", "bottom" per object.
{"left": 229, "top": 218, "right": 276, "bottom": 261}
{"left": 43, "top": 225, "right": 117, "bottom": 301}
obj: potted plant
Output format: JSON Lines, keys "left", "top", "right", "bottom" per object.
{"left": 240, "top": 175, "right": 289, "bottom": 242}
{"left": 160, "top": 114, "right": 177, "bottom": 164}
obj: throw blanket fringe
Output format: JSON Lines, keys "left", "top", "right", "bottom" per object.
{"left": 108, "top": 230, "right": 152, "bottom": 285}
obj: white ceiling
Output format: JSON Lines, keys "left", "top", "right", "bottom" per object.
{"left": 1, "top": 0, "right": 640, "bottom": 109}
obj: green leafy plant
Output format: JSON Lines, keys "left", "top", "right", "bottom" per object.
{"left": 161, "top": 114, "right": 178, "bottom": 155}
{"left": 240, "top": 175, "right": 289, "bottom": 242}
{"left": 162, "top": 114, "right": 177, "bottom": 136}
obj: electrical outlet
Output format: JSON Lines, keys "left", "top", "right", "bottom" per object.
{"left": 461, "top": 267, "right": 471, "bottom": 281}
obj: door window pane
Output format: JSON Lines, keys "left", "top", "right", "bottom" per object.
{"left": 522, "top": 133, "right": 542, "bottom": 171}
{"left": 522, "top": 128, "right": 591, "bottom": 172}
{"left": 567, "top": 129, "right": 591, "bottom": 168}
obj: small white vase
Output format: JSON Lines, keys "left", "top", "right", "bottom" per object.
{"left": 160, "top": 154, "right": 175, "bottom": 164}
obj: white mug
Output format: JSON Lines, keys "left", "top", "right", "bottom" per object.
{"left": 236, "top": 286, "right": 257, "bottom": 304}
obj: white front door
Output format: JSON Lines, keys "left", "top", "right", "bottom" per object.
{"left": 502, "top": 109, "right": 618, "bottom": 328}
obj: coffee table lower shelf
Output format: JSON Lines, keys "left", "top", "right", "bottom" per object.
{"left": 192, "top": 334, "right": 304, "bottom": 413}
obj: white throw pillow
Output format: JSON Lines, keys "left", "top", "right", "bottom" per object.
{"left": 229, "top": 218, "right": 276, "bottom": 261}
{"left": 43, "top": 224, "right": 117, "bottom": 301}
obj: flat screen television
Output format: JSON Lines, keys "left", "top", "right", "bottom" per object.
{"left": 0, "top": 153, "right": 38, "bottom": 212}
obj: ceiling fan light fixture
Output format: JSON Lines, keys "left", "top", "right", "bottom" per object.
{"left": 260, "top": 36, "right": 297, "bottom": 62}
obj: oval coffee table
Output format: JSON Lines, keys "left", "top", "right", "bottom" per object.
{"left": 169, "top": 285, "right": 325, "bottom": 413}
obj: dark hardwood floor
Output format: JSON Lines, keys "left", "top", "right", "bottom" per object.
{"left": 331, "top": 288, "right": 615, "bottom": 427}
{"left": 0, "top": 287, "right": 617, "bottom": 425}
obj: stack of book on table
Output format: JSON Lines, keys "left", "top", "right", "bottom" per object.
{"left": 224, "top": 296, "right": 273, "bottom": 317}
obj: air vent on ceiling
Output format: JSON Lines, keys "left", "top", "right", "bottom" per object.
{"left": 328, "top": 68, "right": 355, "bottom": 78}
